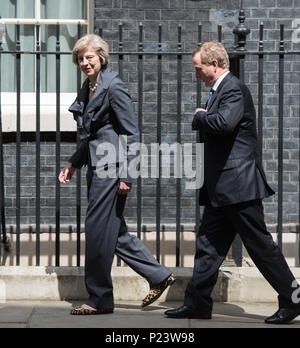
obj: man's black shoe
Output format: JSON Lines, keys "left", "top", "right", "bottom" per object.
{"left": 164, "top": 305, "right": 212, "bottom": 319}
{"left": 265, "top": 307, "right": 300, "bottom": 324}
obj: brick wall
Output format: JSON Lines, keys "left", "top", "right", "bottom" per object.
{"left": 92, "top": 0, "right": 300, "bottom": 227}
{"left": 3, "top": 140, "right": 88, "bottom": 230}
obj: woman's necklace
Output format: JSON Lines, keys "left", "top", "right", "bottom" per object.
{"left": 89, "top": 81, "right": 98, "bottom": 93}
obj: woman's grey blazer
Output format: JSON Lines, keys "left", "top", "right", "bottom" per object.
{"left": 68, "top": 67, "right": 140, "bottom": 183}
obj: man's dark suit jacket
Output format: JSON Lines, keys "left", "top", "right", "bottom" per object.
{"left": 68, "top": 66, "right": 140, "bottom": 183}
{"left": 192, "top": 72, "right": 275, "bottom": 207}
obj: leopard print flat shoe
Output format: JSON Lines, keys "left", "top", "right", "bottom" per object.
{"left": 70, "top": 306, "right": 114, "bottom": 315}
{"left": 141, "top": 273, "right": 176, "bottom": 308}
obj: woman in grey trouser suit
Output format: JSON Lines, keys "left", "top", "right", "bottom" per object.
{"left": 59, "top": 34, "right": 175, "bottom": 315}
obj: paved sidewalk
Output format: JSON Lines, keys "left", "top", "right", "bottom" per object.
{"left": 0, "top": 300, "right": 300, "bottom": 328}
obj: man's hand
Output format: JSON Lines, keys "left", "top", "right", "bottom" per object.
{"left": 194, "top": 108, "right": 207, "bottom": 115}
{"left": 118, "top": 181, "right": 132, "bottom": 195}
{"left": 59, "top": 162, "right": 76, "bottom": 184}
{"left": 192, "top": 108, "right": 207, "bottom": 130}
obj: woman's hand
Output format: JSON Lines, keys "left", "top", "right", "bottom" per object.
{"left": 59, "top": 162, "right": 76, "bottom": 184}
{"left": 118, "top": 181, "right": 132, "bottom": 195}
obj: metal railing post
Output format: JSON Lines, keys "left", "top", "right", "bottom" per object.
{"left": 156, "top": 24, "right": 162, "bottom": 263}
{"left": 55, "top": 23, "right": 61, "bottom": 266}
{"left": 137, "top": 23, "right": 143, "bottom": 241}
{"left": 231, "top": 7, "right": 250, "bottom": 266}
{"left": 277, "top": 24, "right": 285, "bottom": 250}
{"left": 16, "top": 23, "right": 21, "bottom": 265}
{"left": 35, "top": 23, "right": 41, "bottom": 265}
{"left": 176, "top": 24, "right": 182, "bottom": 267}
{"left": 76, "top": 22, "right": 82, "bottom": 267}
{"left": 0, "top": 23, "right": 11, "bottom": 255}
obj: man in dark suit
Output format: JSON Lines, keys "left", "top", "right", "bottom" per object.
{"left": 165, "top": 42, "right": 300, "bottom": 324}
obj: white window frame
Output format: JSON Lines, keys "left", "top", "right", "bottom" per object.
{"left": 0, "top": 0, "right": 94, "bottom": 132}
{"left": 0, "top": 0, "right": 92, "bottom": 32}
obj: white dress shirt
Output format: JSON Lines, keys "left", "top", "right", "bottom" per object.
{"left": 212, "top": 70, "right": 230, "bottom": 92}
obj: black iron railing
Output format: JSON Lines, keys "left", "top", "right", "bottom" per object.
{"left": 0, "top": 17, "right": 299, "bottom": 267}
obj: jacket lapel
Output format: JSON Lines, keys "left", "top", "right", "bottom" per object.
{"left": 83, "top": 67, "right": 118, "bottom": 134}
{"left": 207, "top": 72, "right": 233, "bottom": 111}
{"left": 68, "top": 79, "right": 89, "bottom": 140}
{"left": 68, "top": 78, "right": 89, "bottom": 117}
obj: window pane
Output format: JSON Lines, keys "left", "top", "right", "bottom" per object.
{"left": 40, "top": 0, "right": 87, "bottom": 20}
{"left": 0, "top": 0, "right": 88, "bottom": 93}
{"left": 40, "top": 0, "right": 87, "bottom": 92}
{"left": 1, "top": 25, "right": 35, "bottom": 92}
{"left": 0, "top": 0, "right": 35, "bottom": 92}
{"left": 41, "top": 24, "right": 87, "bottom": 93}
{"left": 0, "top": 0, "right": 35, "bottom": 18}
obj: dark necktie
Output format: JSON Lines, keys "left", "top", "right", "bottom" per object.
{"left": 206, "top": 89, "right": 215, "bottom": 109}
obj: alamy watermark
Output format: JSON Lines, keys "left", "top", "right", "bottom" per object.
{"left": 291, "top": 280, "right": 300, "bottom": 304}
{"left": 292, "top": 19, "right": 300, "bottom": 43}
{"left": 95, "top": 135, "right": 204, "bottom": 190}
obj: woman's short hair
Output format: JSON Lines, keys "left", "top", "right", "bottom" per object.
{"left": 72, "top": 34, "right": 109, "bottom": 67}
{"left": 193, "top": 41, "right": 230, "bottom": 69}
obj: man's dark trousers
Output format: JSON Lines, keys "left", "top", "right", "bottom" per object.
{"left": 184, "top": 199, "right": 298, "bottom": 314}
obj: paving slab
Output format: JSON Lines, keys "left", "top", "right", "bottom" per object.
{"left": 0, "top": 301, "right": 300, "bottom": 329}
{"left": 0, "top": 301, "right": 33, "bottom": 328}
